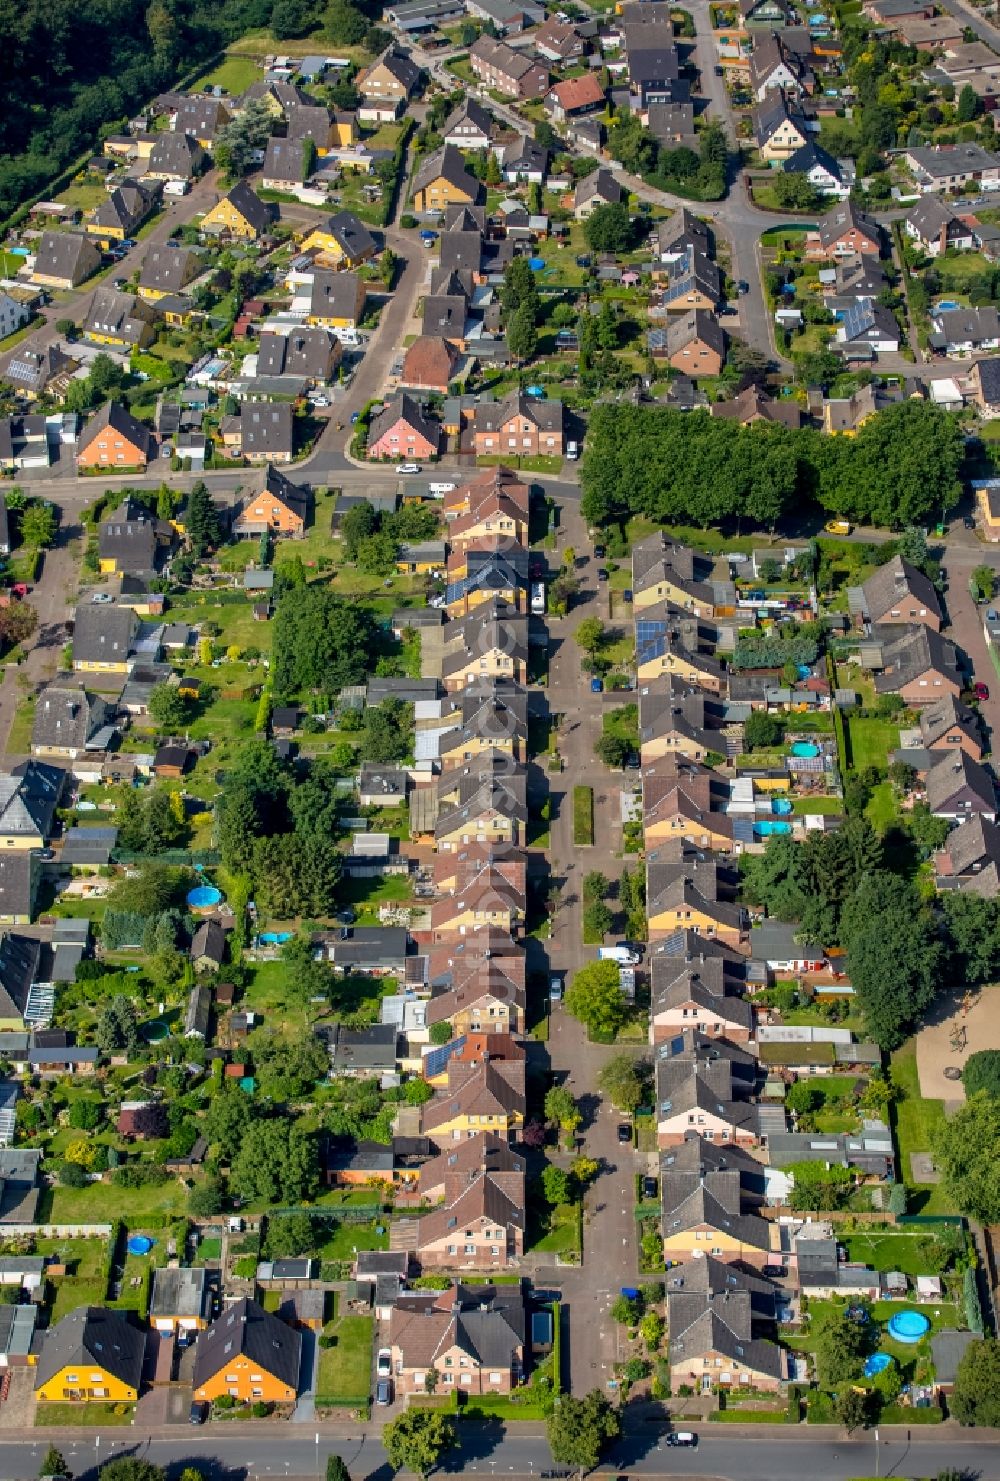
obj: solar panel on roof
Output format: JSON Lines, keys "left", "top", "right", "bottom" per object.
{"left": 423, "top": 1033, "right": 467, "bottom": 1079}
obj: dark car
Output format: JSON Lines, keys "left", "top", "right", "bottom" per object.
{"left": 189, "top": 1401, "right": 208, "bottom": 1425}
{"left": 642, "top": 1176, "right": 658, "bottom": 1200}
{"left": 376, "top": 1378, "right": 393, "bottom": 1406}
{"left": 594, "top": 544, "right": 606, "bottom": 558}
{"left": 965, "top": 515, "right": 976, "bottom": 529}
{"left": 618, "top": 1122, "right": 632, "bottom": 1144}
{"left": 622, "top": 588, "right": 634, "bottom": 603}
{"left": 597, "top": 567, "right": 609, "bottom": 582}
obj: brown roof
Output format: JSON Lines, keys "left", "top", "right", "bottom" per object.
{"left": 547, "top": 73, "right": 605, "bottom": 110}
{"left": 402, "top": 336, "right": 459, "bottom": 389}
{"left": 421, "top": 1057, "right": 526, "bottom": 1132}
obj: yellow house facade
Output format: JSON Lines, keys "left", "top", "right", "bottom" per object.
{"left": 35, "top": 1308, "right": 143, "bottom": 1403}
{"left": 436, "top": 810, "right": 520, "bottom": 851}
{"left": 634, "top": 574, "right": 715, "bottom": 616}
{"left": 637, "top": 649, "right": 725, "bottom": 692}
{"left": 647, "top": 900, "right": 736, "bottom": 940}
{"left": 662, "top": 1222, "right": 773, "bottom": 1267}
{"left": 645, "top": 813, "right": 734, "bottom": 853}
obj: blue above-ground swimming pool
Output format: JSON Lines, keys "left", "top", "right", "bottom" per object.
{"left": 528, "top": 257, "right": 546, "bottom": 271}
{"left": 755, "top": 821, "right": 792, "bottom": 836}
{"left": 187, "top": 884, "right": 223, "bottom": 911}
{"left": 772, "top": 799, "right": 793, "bottom": 816}
{"left": 864, "top": 1353, "right": 894, "bottom": 1378}
{"left": 888, "top": 1310, "right": 931, "bottom": 1343}
{"left": 791, "top": 742, "right": 820, "bottom": 757}
{"left": 127, "top": 1235, "right": 154, "bottom": 1256}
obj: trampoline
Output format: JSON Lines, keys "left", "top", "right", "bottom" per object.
{"left": 127, "top": 1235, "right": 154, "bottom": 1256}
{"left": 888, "top": 1310, "right": 930, "bottom": 1343}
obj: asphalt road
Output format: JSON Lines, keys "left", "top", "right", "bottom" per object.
{"left": 4, "top": 1422, "right": 1000, "bottom": 1481}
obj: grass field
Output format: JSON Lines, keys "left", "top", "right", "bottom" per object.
{"left": 36, "top": 1402, "right": 134, "bottom": 1427}
{"left": 529, "top": 1201, "right": 581, "bottom": 1256}
{"left": 47, "top": 1176, "right": 190, "bottom": 1226}
{"left": 316, "top": 1306, "right": 373, "bottom": 1406}
{"left": 890, "top": 1040, "right": 954, "bottom": 1214}
{"left": 844, "top": 715, "right": 900, "bottom": 771}
{"left": 573, "top": 785, "right": 594, "bottom": 847}
{"left": 54, "top": 176, "right": 109, "bottom": 213}
{"left": 865, "top": 780, "right": 899, "bottom": 831}
{"left": 191, "top": 54, "right": 264, "bottom": 94}
{"left": 791, "top": 797, "right": 844, "bottom": 815}
{"left": 843, "top": 1230, "right": 954, "bottom": 1276}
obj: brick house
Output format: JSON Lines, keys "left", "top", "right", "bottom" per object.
{"left": 367, "top": 393, "right": 441, "bottom": 461}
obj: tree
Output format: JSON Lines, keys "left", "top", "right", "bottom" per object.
{"left": 972, "top": 563, "right": 995, "bottom": 601}
{"left": 189, "top": 1176, "right": 225, "bottom": 1217}
{"left": 963, "top": 1050, "right": 1000, "bottom": 1100}
{"left": 546, "top": 1390, "right": 621, "bottom": 1471}
{"left": 841, "top": 872, "right": 942, "bottom": 1048}
{"left": 383, "top": 1409, "right": 456, "bottom": 1479}
{"left": 254, "top": 832, "right": 342, "bottom": 917}
{"left": 565, "top": 960, "right": 628, "bottom": 1040}
{"left": 149, "top": 682, "right": 192, "bottom": 731}
{"left": 610, "top": 1293, "right": 641, "bottom": 1324}
{"left": 575, "top": 617, "right": 605, "bottom": 655}
{"left": 743, "top": 709, "right": 785, "bottom": 751}
{"left": 326, "top": 1460, "right": 352, "bottom": 1481}
{"left": 785, "top": 1158, "right": 853, "bottom": 1211}
{"left": 639, "top": 1310, "right": 664, "bottom": 1351}
{"left": 96, "top": 995, "right": 139, "bottom": 1054}
{"left": 206, "top": 1090, "right": 260, "bottom": 1162}
{"left": 272, "top": 585, "right": 377, "bottom": 699}
{"left": 958, "top": 82, "right": 981, "bottom": 121}
{"left": 39, "top": 1447, "right": 70, "bottom": 1479}
{"left": 595, "top": 732, "right": 631, "bottom": 768}
{"left": 542, "top": 1164, "right": 571, "bottom": 1204}
{"left": 357, "top": 531, "right": 399, "bottom": 575}
{"left": 185, "top": 481, "right": 222, "bottom": 556}
{"left": 583, "top": 901, "right": 613, "bottom": 939}
{"left": 836, "top": 1387, "right": 872, "bottom": 1433}
{"left": 19, "top": 501, "right": 56, "bottom": 548}
{"left": 230, "top": 1119, "right": 319, "bottom": 1204}
{"left": 358, "top": 698, "right": 411, "bottom": 763}
{"left": 501, "top": 256, "right": 540, "bottom": 322}
{"left": 786, "top": 1080, "right": 822, "bottom": 1115}
{"left": 507, "top": 300, "right": 538, "bottom": 363}
{"left": 771, "top": 171, "right": 821, "bottom": 210}
{"left": 932, "top": 1092, "right": 1000, "bottom": 1221}
{"left": 340, "top": 500, "right": 380, "bottom": 559}
{"left": 952, "top": 1337, "right": 1000, "bottom": 1426}
{"left": 265, "top": 1211, "right": 316, "bottom": 1258}
{"left": 583, "top": 871, "right": 609, "bottom": 904}
{"left": 814, "top": 1305, "right": 872, "bottom": 1384}
{"left": 0, "top": 600, "right": 38, "bottom": 652}
{"left": 598, "top": 1054, "right": 644, "bottom": 1112}
{"left": 544, "top": 1085, "right": 582, "bottom": 1135}
{"left": 99, "top": 1464, "right": 166, "bottom": 1481}
{"left": 583, "top": 201, "right": 635, "bottom": 254}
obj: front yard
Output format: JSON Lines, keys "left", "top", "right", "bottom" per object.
{"left": 316, "top": 1300, "right": 373, "bottom": 1408}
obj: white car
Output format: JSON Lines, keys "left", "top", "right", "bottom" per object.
{"left": 396, "top": 463, "right": 422, "bottom": 474}
{"left": 377, "top": 1348, "right": 392, "bottom": 1377}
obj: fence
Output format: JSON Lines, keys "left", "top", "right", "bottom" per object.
{"left": 0, "top": 1223, "right": 112, "bottom": 1238}
{"left": 111, "top": 849, "right": 221, "bottom": 867}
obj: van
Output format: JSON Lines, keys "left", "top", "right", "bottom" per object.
{"left": 429, "top": 480, "right": 456, "bottom": 495}
{"left": 666, "top": 1432, "right": 697, "bottom": 1447}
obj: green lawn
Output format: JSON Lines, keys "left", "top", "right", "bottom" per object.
{"left": 48, "top": 1177, "right": 190, "bottom": 1226}
{"left": 243, "top": 959, "right": 310, "bottom": 1037}
{"left": 791, "top": 797, "right": 844, "bottom": 815}
{"left": 55, "top": 175, "right": 109, "bottom": 213}
{"left": 843, "top": 715, "right": 900, "bottom": 772}
{"left": 933, "top": 251, "right": 995, "bottom": 290}
{"left": 865, "top": 780, "right": 899, "bottom": 831}
{"left": 891, "top": 1041, "right": 954, "bottom": 1214}
{"left": 573, "top": 785, "right": 594, "bottom": 847}
{"left": 191, "top": 53, "right": 264, "bottom": 94}
{"left": 529, "top": 1201, "right": 581, "bottom": 1256}
{"left": 317, "top": 1219, "right": 388, "bottom": 1259}
{"left": 316, "top": 1308, "right": 373, "bottom": 1406}
{"left": 844, "top": 1231, "right": 955, "bottom": 1277}
{"left": 36, "top": 1402, "right": 135, "bottom": 1427}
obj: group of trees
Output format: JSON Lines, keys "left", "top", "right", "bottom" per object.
{"left": 215, "top": 737, "right": 344, "bottom": 917}
{"left": 580, "top": 401, "right": 965, "bottom": 533}
{"left": 502, "top": 256, "right": 542, "bottom": 364}
{"left": 564, "top": 959, "right": 629, "bottom": 1041}
{"left": 272, "top": 584, "right": 378, "bottom": 700}
{"left": 338, "top": 497, "right": 440, "bottom": 577}
{"left": 607, "top": 111, "right": 727, "bottom": 201}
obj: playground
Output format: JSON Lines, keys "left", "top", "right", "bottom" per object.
{"left": 915, "top": 984, "right": 1000, "bottom": 1104}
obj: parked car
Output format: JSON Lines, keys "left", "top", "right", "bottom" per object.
{"left": 975, "top": 681, "right": 991, "bottom": 700}
{"left": 642, "top": 1176, "right": 657, "bottom": 1200}
{"left": 189, "top": 1401, "right": 208, "bottom": 1425}
{"left": 376, "top": 1378, "right": 393, "bottom": 1406}
{"left": 597, "top": 567, "right": 609, "bottom": 582}
{"left": 396, "top": 463, "right": 422, "bottom": 474}
{"left": 591, "top": 678, "right": 603, "bottom": 693}
{"left": 594, "top": 544, "right": 606, "bottom": 558}
{"left": 622, "top": 588, "right": 633, "bottom": 603}
{"left": 824, "top": 519, "right": 851, "bottom": 535}
{"left": 377, "top": 1348, "right": 392, "bottom": 1377}
{"left": 549, "top": 975, "right": 564, "bottom": 1002}
{"left": 666, "top": 1432, "right": 697, "bottom": 1447}
{"left": 617, "top": 1122, "right": 632, "bottom": 1144}
{"left": 964, "top": 515, "right": 976, "bottom": 529}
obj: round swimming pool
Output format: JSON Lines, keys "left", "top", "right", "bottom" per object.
{"left": 142, "top": 1019, "right": 169, "bottom": 1042}
{"left": 791, "top": 743, "right": 820, "bottom": 757}
{"left": 888, "top": 1310, "right": 930, "bottom": 1343}
{"left": 127, "top": 1235, "right": 154, "bottom": 1256}
{"left": 187, "top": 885, "right": 223, "bottom": 912}
{"left": 864, "top": 1352, "right": 893, "bottom": 1377}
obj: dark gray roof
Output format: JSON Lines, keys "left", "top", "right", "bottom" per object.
{"left": 930, "top": 1330, "right": 976, "bottom": 1385}
{"left": 98, "top": 505, "right": 162, "bottom": 573}
{"left": 308, "top": 270, "right": 363, "bottom": 321}
{"left": 148, "top": 132, "right": 204, "bottom": 177}
{"left": 926, "top": 750, "right": 996, "bottom": 815}
{"left": 191, "top": 920, "right": 226, "bottom": 967}
{"left": 0, "top": 855, "right": 36, "bottom": 923}
{"left": 327, "top": 926, "right": 410, "bottom": 969}
{"left": 150, "top": 1265, "right": 210, "bottom": 1321}
{"left": 223, "top": 181, "right": 275, "bottom": 233}
{"left": 61, "top": 826, "right": 118, "bottom": 865}
{"left": 263, "top": 135, "right": 308, "bottom": 184}
{"left": 861, "top": 555, "right": 942, "bottom": 626}
{"left": 0, "top": 763, "right": 64, "bottom": 843}
{"left": 32, "top": 232, "right": 101, "bottom": 284}
{"left": 257, "top": 327, "right": 339, "bottom": 379}
{"left": 0, "top": 933, "right": 40, "bottom": 1021}
{"left": 331, "top": 1022, "right": 398, "bottom": 1071}
{"left": 413, "top": 144, "right": 482, "bottom": 201}
{"left": 32, "top": 686, "right": 112, "bottom": 753}
{"left": 35, "top": 1307, "right": 145, "bottom": 1392}
{"left": 874, "top": 624, "right": 961, "bottom": 694}
{"left": 315, "top": 209, "right": 376, "bottom": 260}
{"left": 241, "top": 402, "right": 294, "bottom": 456}
{"left": 660, "top": 1135, "right": 770, "bottom": 1249}
{"left": 72, "top": 602, "right": 137, "bottom": 666}
{"left": 139, "top": 245, "right": 197, "bottom": 295}
{"left": 193, "top": 1297, "right": 301, "bottom": 1389}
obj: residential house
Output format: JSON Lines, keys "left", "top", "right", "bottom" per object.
{"left": 440, "top": 603, "right": 528, "bottom": 694}
{"left": 137, "top": 245, "right": 198, "bottom": 303}
{"left": 304, "top": 270, "right": 365, "bottom": 331}
{"left": 35, "top": 1307, "right": 144, "bottom": 1402}
{"left": 358, "top": 47, "right": 422, "bottom": 120}
{"left": 660, "top": 1135, "right": 774, "bottom": 1266}
{"left": 935, "top": 814, "right": 1000, "bottom": 895}
{"left": 969, "top": 358, "right": 1000, "bottom": 420}
{"left": 192, "top": 1298, "right": 301, "bottom": 1404}
{"left": 420, "top": 1053, "right": 526, "bottom": 1141}
{"left": 440, "top": 685, "right": 528, "bottom": 767}
{"left": 930, "top": 305, "right": 1000, "bottom": 355}
{"left": 286, "top": 103, "right": 337, "bottom": 155}
{"left": 442, "top": 99, "right": 494, "bottom": 150}
{"left": 654, "top": 1029, "right": 759, "bottom": 1148}
{"left": 402, "top": 336, "right": 460, "bottom": 393}
{"left": 300, "top": 210, "right": 377, "bottom": 268}
{"left": 783, "top": 141, "right": 852, "bottom": 200}
{"left": 430, "top": 860, "right": 526, "bottom": 938}
{"left": 201, "top": 181, "right": 276, "bottom": 239}
{"left": 642, "top": 758, "right": 734, "bottom": 851}
{"left": 860, "top": 555, "right": 942, "bottom": 631}
{"left": 444, "top": 465, "right": 529, "bottom": 521}
{"left": 145, "top": 132, "right": 205, "bottom": 182}
{"left": 834, "top": 299, "right": 901, "bottom": 357}
{"left": 262, "top": 136, "right": 309, "bottom": 190}
{"left": 191, "top": 920, "right": 225, "bottom": 973}
{"left": 387, "top": 1281, "right": 526, "bottom": 1396}
{"left": 412, "top": 145, "right": 483, "bottom": 214}
{"left": 545, "top": 73, "right": 606, "bottom": 120}
{"left": 710, "top": 384, "right": 802, "bottom": 427}
{"left": 425, "top": 928, "right": 526, "bottom": 1033}
{"left": 233, "top": 466, "right": 309, "bottom": 538}
{"left": 172, "top": 95, "right": 230, "bottom": 146}
{"left": 751, "top": 91, "right": 809, "bottom": 162}
{"left": 98, "top": 498, "right": 171, "bottom": 576}
{"left": 646, "top": 101, "right": 697, "bottom": 146}
{"left": 905, "top": 143, "right": 1000, "bottom": 193}
{"left": 409, "top": 1135, "right": 525, "bottom": 1269}
{"left": 149, "top": 1266, "right": 212, "bottom": 1334}
{"left": 469, "top": 37, "right": 549, "bottom": 98}
{"left": 649, "top": 933, "right": 752, "bottom": 1044}
{"left": 324, "top": 925, "right": 411, "bottom": 977}
{"left": 905, "top": 196, "right": 974, "bottom": 257}
{"left": 5, "top": 344, "right": 78, "bottom": 401}
{"left": 86, "top": 181, "right": 159, "bottom": 246}
{"left": 919, "top": 694, "right": 982, "bottom": 759}
{"left": 0, "top": 293, "right": 30, "bottom": 342}
{"left": 0, "top": 933, "right": 40, "bottom": 1029}
{"left": 368, "top": 393, "right": 441, "bottom": 461}
{"left": 256, "top": 327, "right": 341, "bottom": 384}
{"left": 71, "top": 603, "right": 137, "bottom": 673}
{"left": 893, "top": 12, "right": 963, "bottom": 45}
{"left": 638, "top": 681, "right": 726, "bottom": 765}
{"left": 660, "top": 309, "right": 725, "bottom": 376}
{"left": 434, "top": 758, "right": 528, "bottom": 848}
{"left": 809, "top": 200, "right": 882, "bottom": 259}
{"left": 0, "top": 855, "right": 40, "bottom": 926}
{"left": 573, "top": 168, "right": 623, "bottom": 218}
{"left": 631, "top": 533, "right": 717, "bottom": 616}
{"left": 667, "top": 1258, "right": 785, "bottom": 1392}
{"left": 926, "top": 751, "right": 997, "bottom": 822}
{"left": 645, "top": 844, "right": 745, "bottom": 948}
{"left": 444, "top": 547, "right": 527, "bottom": 616}
{"left": 81, "top": 288, "right": 157, "bottom": 351}
{"left": 240, "top": 403, "right": 294, "bottom": 465}
{"left": 749, "top": 31, "right": 811, "bottom": 100}
{"left": 873, "top": 625, "right": 962, "bottom": 702}
{"left": 76, "top": 402, "right": 156, "bottom": 472}
{"left": 657, "top": 248, "right": 722, "bottom": 311}
{"left": 821, "top": 383, "right": 888, "bottom": 434}
{"left": 31, "top": 685, "right": 113, "bottom": 760}
{"left": 30, "top": 233, "right": 102, "bottom": 290}
{"left": 473, "top": 393, "right": 564, "bottom": 457}
{"left": 741, "top": 0, "right": 795, "bottom": 21}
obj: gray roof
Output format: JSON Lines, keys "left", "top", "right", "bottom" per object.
{"left": 98, "top": 503, "right": 163, "bottom": 573}
{"left": 919, "top": 693, "right": 979, "bottom": 749}
{"left": 667, "top": 1256, "right": 782, "bottom": 1379}
{"left": 148, "top": 132, "right": 204, "bottom": 177}
{"left": 32, "top": 232, "right": 101, "bottom": 285}
{"left": 768, "top": 1119, "right": 895, "bottom": 1172}
{"left": 35, "top": 1306, "right": 145, "bottom": 1392}
{"left": 873, "top": 624, "right": 961, "bottom": 695}
{"left": 223, "top": 181, "right": 275, "bottom": 234}
{"left": 191, "top": 920, "right": 226, "bottom": 967}
{"left": 933, "top": 304, "right": 1000, "bottom": 346}
{"left": 413, "top": 143, "right": 482, "bottom": 200}
{"left": 749, "top": 919, "right": 824, "bottom": 965}
{"left": 0, "top": 763, "right": 64, "bottom": 843}
{"left": 861, "top": 555, "right": 942, "bottom": 626}
{"left": 72, "top": 602, "right": 138, "bottom": 666}
{"left": 575, "top": 167, "right": 622, "bottom": 207}
{"left": 241, "top": 402, "right": 294, "bottom": 456}
{"left": 664, "top": 307, "right": 725, "bottom": 360}
{"left": 314, "top": 209, "right": 376, "bottom": 260}
{"left": 61, "top": 826, "right": 118, "bottom": 865}
{"left": 475, "top": 391, "right": 563, "bottom": 435}
{"left": 308, "top": 270, "right": 363, "bottom": 322}
{"left": 930, "top": 1329, "right": 976, "bottom": 1385}
{"left": 263, "top": 135, "right": 308, "bottom": 184}
{"left": 368, "top": 392, "right": 440, "bottom": 452}
{"left": 150, "top": 1265, "right": 211, "bottom": 1321}
{"left": 0, "top": 933, "right": 40, "bottom": 1021}
{"left": 328, "top": 926, "right": 410, "bottom": 970}
{"left": 660, "top": 1135, "right": 770, "bottom": 1248}
{"left": 32, "top": 685, "right": 112, "bottom": 753}
{"left": 139, "top": 244, "right": 197, "bottom": 295}
{"left": 0, "top": 854, "right": 36, "bottom": 923}
{"left": 926, "top": 750, "right": 996, "bottom": 815}
{"left": 257, "top": 327, "right": 339, "bottom": 379}
{"left": 331, "top": 1022, "right": 398, "bottom": 1071}
{"left": 193, "top": 1297, "right": 301, "bottom": 1389}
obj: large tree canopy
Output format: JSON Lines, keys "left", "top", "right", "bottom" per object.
{"left": 272, "top": 585, "right": 377, "bottom": 699}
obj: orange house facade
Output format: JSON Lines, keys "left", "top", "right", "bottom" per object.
{"left": 192, "top": 1299, "right": 300, "bottom": 1406}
